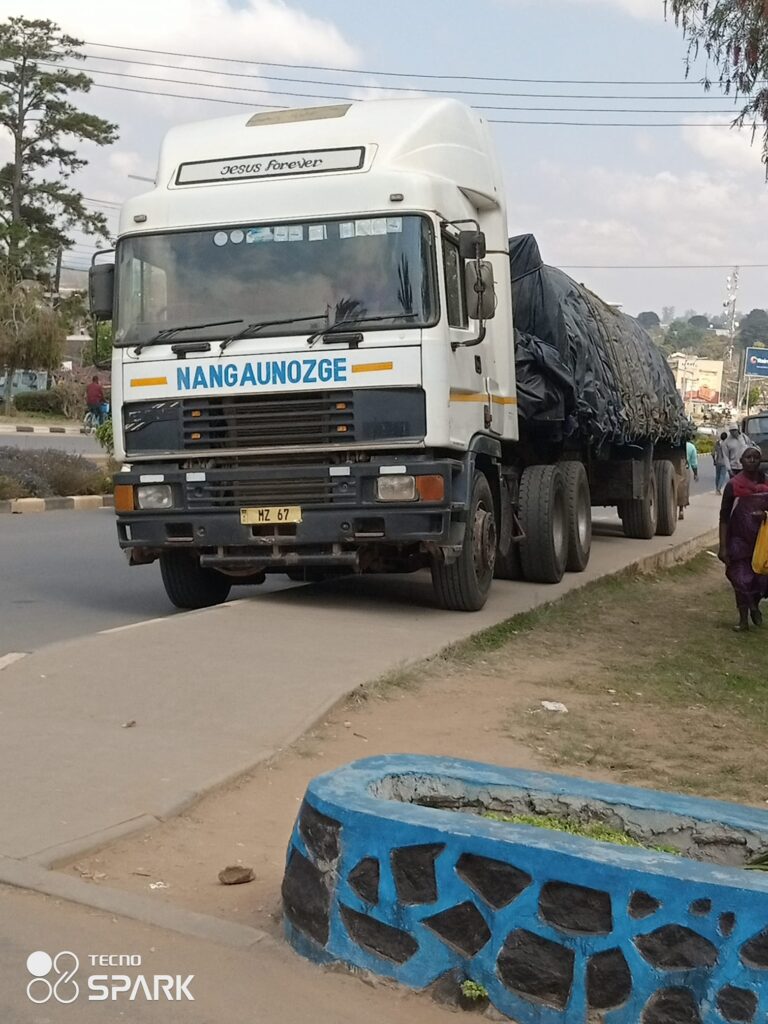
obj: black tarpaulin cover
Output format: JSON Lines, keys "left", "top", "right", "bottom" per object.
{"left": 509, "top": 234, "right": 688, "bottom": 446}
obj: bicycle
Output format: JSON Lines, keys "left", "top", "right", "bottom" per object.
{"left": 82, "top": 409, "right": 100, "bottom": 435}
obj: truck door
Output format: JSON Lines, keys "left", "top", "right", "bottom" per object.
{"left": 442, "top": 231, "right": 498, "bottom": 437}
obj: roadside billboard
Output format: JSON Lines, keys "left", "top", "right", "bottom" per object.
{"left": 745, "top": 347, "right": 768, "bottom": 379}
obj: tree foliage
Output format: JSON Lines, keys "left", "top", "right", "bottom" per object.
{"left": 0, "top": 275, "right": 64, "bottom": 412}
{"left": 737, "top": 307, "right": 768, "bottom": 347}
{"left": 637, "top": 310, "right": 661, "bottom": 329}
{"left": 669, "top": 1, "right": 768, "bottom": 171}
{"left": 688, "top": 314, "right": 710, "bottom": 329}
{"left": 0, "top": 16, "right": 118, "bottom": 277}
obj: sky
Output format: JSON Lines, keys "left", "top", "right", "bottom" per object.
{"left": 2, "top": 0, "right": 768, "bottom": 317}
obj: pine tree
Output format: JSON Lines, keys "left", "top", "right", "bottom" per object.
{"left": 0, "top": 16, "right": 118, "bottom": 279}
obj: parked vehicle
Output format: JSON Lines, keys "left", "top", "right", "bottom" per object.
{"left": 741, "top": 412, "right": 768, "bottom": 467}
{"left": 90, "top": 98, "right": 688, "bottom": 611}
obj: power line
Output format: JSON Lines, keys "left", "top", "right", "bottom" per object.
{"left": 73, "top": 53, "right": 745, "bottom": 103}
{"left": 82, "top": 40, "right": 730, "bottom": 87}
{"left": 64, "top": 80, "right": 751, "bottom": 127}
{"left": 38, "top": 60, "right": 746, "bottom": 112}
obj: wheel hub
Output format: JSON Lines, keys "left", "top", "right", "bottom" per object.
{"left": 472, "top": 505, "right": 497, "bottom": 577}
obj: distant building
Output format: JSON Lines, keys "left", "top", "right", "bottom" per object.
{"left": 667, "top": 353, "right": 724, "bottom": 415}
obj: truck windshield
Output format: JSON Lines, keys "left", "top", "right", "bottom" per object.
{"left": 114, "top": 214, "right": 437, "bottom": 347}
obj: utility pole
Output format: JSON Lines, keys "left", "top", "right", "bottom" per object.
{"left": 52, "top": 247, "right": 62, "bottom": 306}
{"left": 723, "top": 267, "right": 740, "bottom": 408}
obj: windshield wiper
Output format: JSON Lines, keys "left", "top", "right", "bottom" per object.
{"left": 218, "top": 313, "right": 329, "bottom": 354}
{"left": 130, "top": 319, "right": 244, "bottom": 355}
{"left": 306, "top": 312, "right": 419, "bottom": 348}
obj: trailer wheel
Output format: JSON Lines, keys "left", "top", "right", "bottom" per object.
{"left": 621, "top": 469, "right": 658, "bottom": 539}
{"left": 159, "top": 552, "right": 232, "bottom": 609}
{"left": 431, "top": 471, "right": 496, "bottom": 611}
{"left": 561, "top": 461, "right": 592, "bottom": 572}
{"left": 518, "top": 464, "right": 568, "bottom": 584}
{"left": 654, "top": 460, "right": 678, "bottom": 537}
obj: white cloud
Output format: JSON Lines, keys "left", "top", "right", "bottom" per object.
{"left": 682, "top": 120, "right": 766, "bottom": 175}
{"left": 0, "top": 0, "right": 359, "bottom": 65}
{"left": 509, "top": 154, "right": 768, "bottom": 312}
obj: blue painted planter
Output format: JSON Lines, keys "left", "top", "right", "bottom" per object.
{"left": 282, "top": 756, "right": 768, "bottom": 1024}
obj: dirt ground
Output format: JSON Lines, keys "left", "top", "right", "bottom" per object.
{"left": 64, "top": 553, "right": 768, "bottom": 943}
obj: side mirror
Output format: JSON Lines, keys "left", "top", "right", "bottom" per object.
{"left": 465, "top": 260, "right": 496, "bottom": 321}
{"left": 458, "top": 230, "right": 486, "bottom": 261}
{"left": 89, "top": 263, "right": 114, "bottom": 320}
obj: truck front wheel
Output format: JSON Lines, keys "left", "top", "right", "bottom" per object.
{"left": 159, "top": 552, "right": 232, "bottom": 609}
{"left": 518, "top": 464, "right": 568, "bottom": 584}
{"left": 431, "top": 471, "right": 496, "bottom": 611}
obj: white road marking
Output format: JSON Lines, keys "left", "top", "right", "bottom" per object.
{"left": 0, "top": 652, "right": 27, "bottom": 671}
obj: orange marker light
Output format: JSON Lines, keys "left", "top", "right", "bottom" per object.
{"left": 191, "top": 432, "right": 201, "bottom": 440}
{"left": 416, "top": 475, "right": 445, "bottom": 501}
{"left": 114, "top": 484, "right": 135, "bottom": 512}
{"left": 191, "top": 410, "right": 202, "bottom": 418}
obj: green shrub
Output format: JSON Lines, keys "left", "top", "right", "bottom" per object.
{"left": 695, "top": 435, "right": 715, "bottom": 455}
{"left": 13, "top": 390, "right": 64, "bottom": 415}
{"left": 0, "top": 446, "right": 110, "bottom": 497}
{"left": 95, "top": 417, "right": 114, "bottom": 456}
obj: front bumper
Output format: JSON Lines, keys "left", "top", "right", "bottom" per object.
{"left": 115, "top": 457, "right": 466, "bottom": 569}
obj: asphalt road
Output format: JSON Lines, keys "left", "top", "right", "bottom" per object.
{"left": 0, "top": 510, "right": 290, "bottom": 658}
{"left": 0, "top": 458, "right": 718, "bottom": 659}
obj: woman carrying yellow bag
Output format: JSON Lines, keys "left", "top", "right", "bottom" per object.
{"left": 718, "top": 446, "right": 768, "bottom": 632}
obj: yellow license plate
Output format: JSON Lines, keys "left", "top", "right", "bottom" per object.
{"left": 240, "top": 506, "right": 303, "bottom": 525}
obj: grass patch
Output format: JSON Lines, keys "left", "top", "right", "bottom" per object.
{"left": 482, "top": 812, "right": 680, "bottom": 854}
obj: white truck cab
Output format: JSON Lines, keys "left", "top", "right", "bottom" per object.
{"left": 93, "top": 98, "right": 529, "bottom": 611}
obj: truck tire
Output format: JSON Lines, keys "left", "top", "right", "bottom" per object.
{"left": 561, "top": 461, "right": 592, "bottom": 572}
{"left": 621, "top": 469, "right": 658, "bottom": 539}
{"left": 654, "top": 460, "right": 678, "bottom": 537}
{"left": 518, "top": 464, "right": 568, "bottom": 584}
{"left": 159, "top": 552, "right": 232, "bottom": 609}
{"left": 431, "top": 471, "right": 496, "bottom": 611}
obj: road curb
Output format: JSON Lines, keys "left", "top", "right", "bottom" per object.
{"left": 0, "top": 854, "right": 276, "bottom": 952}
{"left": 0, "top": 424, "right": 86, "bottom": 435}
{"left": 0, "top": 521, "right": 722, "bottom": 948}
{"left": 0, "top": 494, "right": 114, "bottom": 514}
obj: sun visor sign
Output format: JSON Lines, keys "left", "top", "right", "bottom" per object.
{"left": 175, "top": 146, "right": 365, "bottom": 186}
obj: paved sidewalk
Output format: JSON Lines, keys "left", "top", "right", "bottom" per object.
{"left": 0, "top": 491, "right": 720, "bottom": 869}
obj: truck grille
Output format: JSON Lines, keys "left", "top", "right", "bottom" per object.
{"left": 185, "top": 471, "right": 358, "bottom": 511}
{"left": 182, "top": 391, "right": 354, "bottom": 450}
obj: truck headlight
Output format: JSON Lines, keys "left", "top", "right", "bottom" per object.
{"left": 376, "top": 475, "right": 417, "bottom": 501}
{"left": 136, "top": 483, "right": 173, "bottom": 509}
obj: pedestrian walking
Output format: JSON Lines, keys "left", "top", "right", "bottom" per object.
{"left": 724, "top": 423, "right": 753, "bottom": 477}
{"left": 718, "top": 445, "right": 768, "bottom": 632}
{"left": 678, "top": 439, "right": 699, "bottom": 521}
{"left": 713, "top": 431, "right": 729, "bottom": 495}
